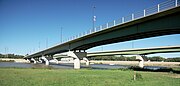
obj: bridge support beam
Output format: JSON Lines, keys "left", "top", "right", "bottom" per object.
{"left": 136, "top": 55, "right": 144, "bottom": 68}
{"left": 74, "top": 58, "right": 80, "bottom": 69}
{"left": 83, "top": 58, "right": 90, "bottom": 66}
{"left": 38, "top": 58, "right": 43, "bottom": 63}
{"left": 67, "top": 51, "right": 87, "bottom": 69}
{"left": 31, "top": 58, "right": 37, "bottom": 64}
{"left": 25, "top": 58, "right": 31, "bottom": 63}
{"left": 53, "top": 58, "right": 59, "bottom": 64}
{"left": 41, "top": 56, "right": 49, "bottom": 65}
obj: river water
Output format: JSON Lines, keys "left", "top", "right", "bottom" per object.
{"left": 0, "top": 62, "right": 168, "bottom": 70}
{"left": 0, "top": 62, "right": 130, "bottom": 69}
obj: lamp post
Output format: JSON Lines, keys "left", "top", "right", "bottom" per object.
{"left": 92, "top": 5, "right": 96, "bottom": 31}
{"left": 38, "top": 42, "right": 40, "bottom": 51}
{"left": 60, "top": 27, "right": 62, "bottom": 43}
{"left": 46, "top": 38, "right": 48, "bottom": 48}
{"left": 132, "top": 41, "right": 134, "bottom": 49}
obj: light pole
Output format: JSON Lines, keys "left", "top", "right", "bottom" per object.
{"left": 92, "top": 5, "right": 96, "bottom": 31}
{"left": 4, "top": 47, "right": 6, "bottom": 55}
{"left": 60, "top": 27, "right": 63, "bottom": 43}
{"left": 46, "top": 38, "right": 48, "bottom": 48}
{"left": 101, "top": 45, "right": 103, "bottom": 51}
{"left": 38, "top": 42, "right": 40, "bottom": 51}
{"left": 7, "top": 47, "right": 8, "bottom": 57}
{"left": 4, "top": 47, "right": 7, "bottom": 57}
{"left": 132, "top": 41, "right": 134, "bottom": 49}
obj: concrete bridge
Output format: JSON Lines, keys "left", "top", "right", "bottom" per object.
{"left": 87, "top": 46, "right": 180, "bottom": 57}
{"left": 87, "top": 45, "right": 180, "bottom": 68}
{"left": 52, "top": 45, "right": 180, "bottom": 68}
{"left": 25, "top": 0, "right": 180, "bottom": 69}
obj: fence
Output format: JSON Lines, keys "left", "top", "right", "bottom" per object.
{"left": 63, "top": 0, "right": 180, "bottom": 43}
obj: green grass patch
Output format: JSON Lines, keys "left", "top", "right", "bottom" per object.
{"left": 172, "top": 67, "right": 180, "bottom": 71}
{"left": 0, "top": 68, "right": 179, "bottom": 86}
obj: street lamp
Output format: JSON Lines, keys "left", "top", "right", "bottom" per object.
{"left": 93, "top": 5, "right": 96, "bottom": 31}
{"left": 60, "top": 27, "right": 63, "bottom": 43}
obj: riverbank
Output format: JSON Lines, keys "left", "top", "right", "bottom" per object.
{"left": 0, "top": 58, "right": 28, "bottom": 63}
{"left": 89, "top": 60, "right": 180, "bottom": 67}
{"left": 1, "top": 58, "right": 179, "bottom": 67}
{"left": 0, "top": 68, "right": 179, "bottom": 86}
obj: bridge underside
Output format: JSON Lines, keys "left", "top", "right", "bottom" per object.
{"left": 74, "top": 7, "right": 180, "bottom": 50}
{"left": 87, "top": 46, "right": 180, "bottom": 57}
{"left": 25, "top": 7, "right": 180, "bottom": 59}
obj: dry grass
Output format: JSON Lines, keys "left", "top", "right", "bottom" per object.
{"left": 90, "top": 60, "right": 180, "bottom": 67}
{"left": 0, "top": 68, "right": 180, "bottom": 86}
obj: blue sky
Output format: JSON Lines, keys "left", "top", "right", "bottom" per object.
{"left": 0, "top": 0, "right": 180, "bottom": 57}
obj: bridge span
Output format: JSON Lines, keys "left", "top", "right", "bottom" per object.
{"left": 52, "top": 45, "right": 180, "bottom": 68}
{"left": 25, "top": 0, "right": 180, "bottom": 69}
{"left": 87, "top": 46, "right": 180, "bottom": 57}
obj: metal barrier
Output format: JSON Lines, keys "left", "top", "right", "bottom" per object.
{"left": 63, "top": 0, "right": 179, "bottom": 43}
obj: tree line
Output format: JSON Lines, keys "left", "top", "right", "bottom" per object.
{"left": 0, "top": 54, "right": 24, "bottom": 59}
{"left": 0, "top": 53, "right": 180, "bottom": 62}
{"left": 89, "top": 55, "right": 180, "bottom": 62}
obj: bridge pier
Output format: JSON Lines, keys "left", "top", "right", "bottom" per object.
{"left": 83, "top": 57, "right": 90, "bottom": 66}
{"left": 25, "top": 58, "right": 31, "bottom": 63}
{"left": 41, "top": 56, "right": 49, "bottom": 65}
{"left": 38, "top": 58, "right": 43, "bottom": 63}
{"left": 31, "top": 58, "right": 37, "bottom": 64}
{"left": 53, "top": 58, "right": 59, "bottom": 64}
{"left": 67, "top": 51, "right": 87, "bottom": 69}
{"left": 136, "top": 55, "right": 144, "bottom": 68}
{"left": 74, "top": 58, "right": 80, "bottom": 69}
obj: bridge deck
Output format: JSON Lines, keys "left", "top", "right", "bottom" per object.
{"left": 87, "top": 46, "right": 180, "bottom": 57}
{"left": 25, "top": 6, "right": 180, "bottom": 59}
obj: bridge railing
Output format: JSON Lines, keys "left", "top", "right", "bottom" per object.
{"left": 62, "top": 0, "right": 179, "bottom": 44}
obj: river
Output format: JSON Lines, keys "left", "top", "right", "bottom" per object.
{"left": 0, "top": 62, "right": 169, "bottom": 70}
{"left": 0, "top": 62, "right": 130, "bottom": 69}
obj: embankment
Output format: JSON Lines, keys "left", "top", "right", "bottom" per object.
{"left": 89, "top": 60, "right": 180, "bottom": 67}
{"left": 0, "top": 58, "right": 28, "bottom": 63}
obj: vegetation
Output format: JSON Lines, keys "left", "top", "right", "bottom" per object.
{"left": 0, "top": 53, "right": 24, "bottom": 59}
{"left": 0, "top": 53, "right": 180, "bottom": 62}
{"left": 165, "top": 58, "right": 180, "bottom": 62}
{"left": 0, "top": 60, "right": 14, "bottom": 62}
{"left": 0, "top": 68, "right": 179, "bottom": 86}
{"left": 89, "top": 56, "right": 180, "bottom": 62}
{"left": 90, "top": 56, "right": 136, "bottom": 61}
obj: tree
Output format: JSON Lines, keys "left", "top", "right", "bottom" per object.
{"left": 148, "top": 56, "right": 165, "bottom": 61}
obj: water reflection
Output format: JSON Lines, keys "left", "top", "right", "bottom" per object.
{"left": 0, "top": 62, "right": 169, "bottom": 71}
{"left": 0, "top": 62, "right": 130, "bottom": 69}
{"left": 0, "top": 62, "right": 32, "bottom": 68}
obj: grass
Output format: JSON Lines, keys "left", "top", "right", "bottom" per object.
{"left": 0, "top": 68, "right": 180, "bottom": 86}
{"left": 172, "top": 67, "right": 180, "bottom": 71}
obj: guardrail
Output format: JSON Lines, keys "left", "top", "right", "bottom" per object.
{"left": 33, "top": 0, "right": 180, "bottom": 55}
{"left": 62, "top": 0, "right": 179, "bottom": 43}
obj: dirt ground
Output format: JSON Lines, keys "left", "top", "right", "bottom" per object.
{"left": 89, "top": 60, "right": 180, "bottom": 67}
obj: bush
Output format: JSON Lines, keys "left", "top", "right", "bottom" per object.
{"left": 136, "top": 73, "right": 143, "bottom": 80}
{"left": 133, "top": 72, "right": 143, "bottom": 80}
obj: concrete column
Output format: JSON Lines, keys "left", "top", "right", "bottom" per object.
{"left": 53, "top": 58, "right": 59, "bottom": 64}
{"left": 136, "top": 55, "right": 144, "bottom": 68}
{"left": 31, "top": 58, "right": 37, "bottom": 64}
{"left": 74, "top": 58, "right": 80, "bottom": 69}
{"left": 38, "top": 58, "right": 43, "bottom": 63}
{"left": 83, "top": 58, "right": 90, "bottom": 66}
{"left": 67, "top": 51, "right": 87, "bottom": 69}
{"left": 41, "top": 56, "right": 49, "bottom": 65}
{"left": 26, "top": 58, "right": 31, "bottom": 63}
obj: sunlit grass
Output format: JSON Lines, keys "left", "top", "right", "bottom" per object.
{"left": 0, "top": 68, "right": 179, "bottom": 86}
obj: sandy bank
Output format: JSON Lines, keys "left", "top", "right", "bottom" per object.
{"left": 0, "top": 58, "right": 28, "bottom": 63}
{"left": 89, "top": 60, "right": 180, "bottom": 67}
